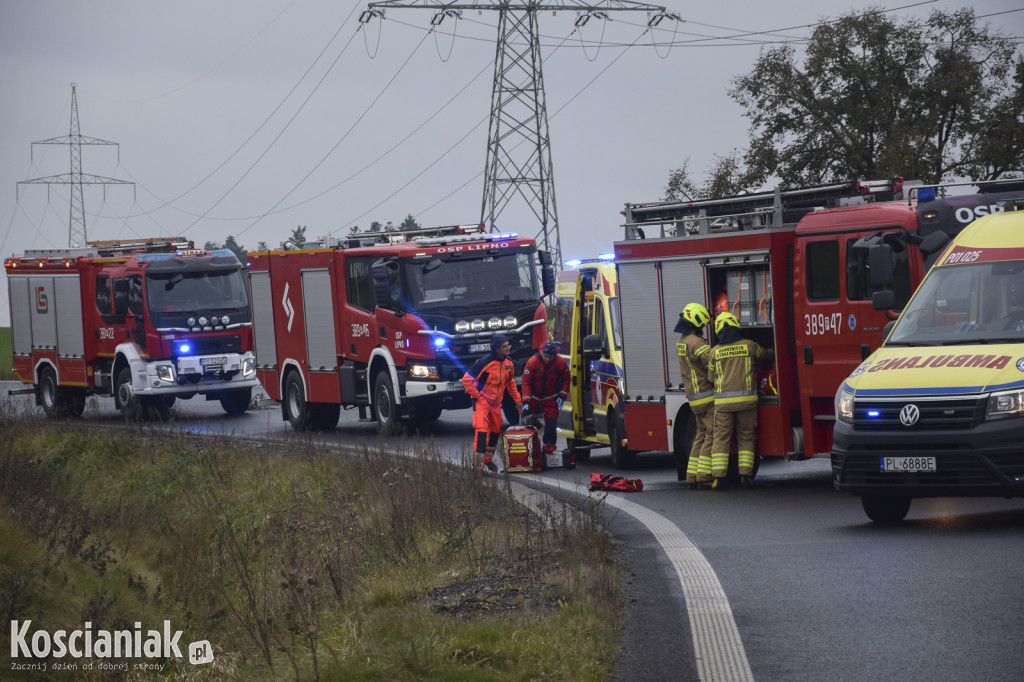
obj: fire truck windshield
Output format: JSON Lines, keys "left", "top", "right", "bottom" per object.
{"left": 403, "top": 252, "right": 537, "bottom": 309}
{"left": 145, "top": 269, "right": 250, "bottom": 313}
{"left": 887, "top": 261, "right": 1024, "bottom": 345}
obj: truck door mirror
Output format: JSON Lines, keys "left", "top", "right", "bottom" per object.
{"left": 537, "top": 250, "right": 552, "bottom": 266}
{"left": 114, "top": 293, "right": 128, "bottom": 315}
{"left": 113, "top": 278, "right": 129, "bottom": 295}
{"left": 869, "top": 244, "right": 893, "bottom": 287}
{"left": 542, "top": 266, "right": 555, "bottom": 296}
{"left": 882, "top": 320, "right": 897, "bottom": 341}
{"left": 582, "top": 333, "right": 605, "bottom": 359}
{"left": 872, "top": 289, "right": 895, "bottom": 311}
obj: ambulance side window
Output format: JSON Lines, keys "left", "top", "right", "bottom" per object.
{"left": 95, "top": 275, "right": 112, "bottom": 314}
{"left": 346, "top": 258, "right": 374, "bottom": 312}
{"left": 594, "top": 299, "right": 607, "bottom": 352}
{"left": 806, "top": 240, "right": 840, "bottom": 301}
{"left": 552, "top": 297, "right": 572, "bottom": 347}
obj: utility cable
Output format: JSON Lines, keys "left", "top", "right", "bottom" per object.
{"left": 231, "top": 27, "right": 434, "bottom": 239}
{"left": 126, "top": 3, "right": 360, "bottom": 219}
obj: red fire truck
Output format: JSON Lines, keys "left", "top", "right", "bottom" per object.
{"left": 4, "top": 238, "right": 260, "bottom": 419}
{"left": 575, "top": 178, "right": 1024, "bottom": 472}
{"left": 247, "top": 224, "right": 554, "bottom": 432}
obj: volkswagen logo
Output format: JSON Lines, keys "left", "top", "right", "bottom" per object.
{"left": 899, "top": 404, "right": 920, "bottom": 427}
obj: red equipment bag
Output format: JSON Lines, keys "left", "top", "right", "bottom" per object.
{"left": 588, "top": 473, "right": 644, "bottom": 492}
{"left": 502, "top": 425, "right": 543, "bottom": 473}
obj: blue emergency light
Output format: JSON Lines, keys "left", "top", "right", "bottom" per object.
{"left": 917, "top": 187, "right": 936, "bottom": 202}
{"left": 867, "top": 410, "right": 880, "bottom": 418}
{"left": 565, "top": 259, "right": 582, "bottom": 268}
{"left": 433, "top": 337, "right": 446, "bottom": 348}
{"left": 177, "top": 343, "right": 191, "bottom": 355}
{"left": 598, "top": 253, "right": 615, "bottom": 261}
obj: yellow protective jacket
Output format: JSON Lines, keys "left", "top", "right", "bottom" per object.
{"left": 708, "top": 339, "right": 774, "bottom": 412}
{"left": 675, "top": 333, "right": 714, "bottom": 414}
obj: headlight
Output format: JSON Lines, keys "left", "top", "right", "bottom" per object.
{"left": 503, "top": 315, "right": 517, "bottom": 329}
{"left": 221, "top": 315, "right": 231, "bottom": 325}
{"left": 487, "top": 317, "right": 503, "bottom": 330}
{"left": 835, "top": 390, "right": 854, "bottom": 423}
{"left": 242, "top": 357, "right": 256, "bottom": 378}
{"left": 410, "top": 364, "right": 439, "bottom": 380}
{"left": 455, "top": 320, "right": 470, "bottom": 333}
{"left": 156, "top": 364, "right": 176, "bottom": 382}
{"left": 198, "top": 316, "right": 209, "bottom": 327}
{"left": 470, "top": 319, "right": 485, "bottom": 331}
{"left": 187, "top": 317, "right": 197, "bottom": 327}
{"left": 210, "top": 316, "right": 220, "bottom": 326}
{"left": 986, "top": 389, "right": 1024, "bottom": 421}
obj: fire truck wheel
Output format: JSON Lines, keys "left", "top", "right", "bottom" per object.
{"left": 115, "top": 366, "right": 144, "bottom": 421}
{"left": 566, "top": 439, "right": 590, "bottom": 463}
{"left": 38, "top": 368, "right": 85, "bottom": 419}
{"left": 219, "top": 388, "right": 252, "bottom": 416}
{"left": 609, "top": 417, "right": 636, "bottom": 469}
{"left": 861, "top": 495, "right": 911, "bottom": 523}
{"left": 284, "top": 371, "right": 313, "bottom": 430}
{"left": 373, "top": 373, "right": 401, "bottom": 435}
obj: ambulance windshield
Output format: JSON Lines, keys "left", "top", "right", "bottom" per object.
{"left": 404, "top": 252, "right": 537, "bottom": 308}
{"left": 146, "top": 269, "right": 250, "bottom": 313}
{"left": 887, "top": 261, "right": 1024, "bottom": 345}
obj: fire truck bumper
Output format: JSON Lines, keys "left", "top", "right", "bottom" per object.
{"left": 404, "top": 378, "right": 465, "bottom": 400}
{"left": 135, "top": 353, "right": 260, "bottom": 397}
{"left": 831, "top": 419, "right": 1024, "bottom": 499}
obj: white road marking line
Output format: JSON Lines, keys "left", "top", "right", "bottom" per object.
{"left": 525, "top": 475, "right": 754, "bottom": 682}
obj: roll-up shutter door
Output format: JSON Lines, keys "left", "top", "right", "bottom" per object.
{"left": 249, "top": 271, "right": 277, "bottom": 369}
{"left": 9, "top": 277, "right": 31, "bottom": 354}
{"left": 659, "top": 258, "right": 706, "bottom": 390}
{"left": 29, "top": 276, "right": 56, "bottom": 350}
{"left": 302, "top": 269, "right": 337, "bottom": 371}
{"left": 617, "top": 261, "right": 665, "bottom": 397}
{"left": 54, "top": 276, "right": 84, "bottom": 358}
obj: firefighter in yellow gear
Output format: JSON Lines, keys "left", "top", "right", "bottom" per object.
{"left": 674, "top": 302, "right": 715, "bottom": 488}
{"left": 707, "top": 312, "right": 774, "bottom": 489}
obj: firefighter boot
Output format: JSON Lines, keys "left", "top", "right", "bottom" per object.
{"left": 710, "top": 477, "right": 728, "bottom": 491}
{"left": 740, "top": 475, "right": 754, "bottom": 489}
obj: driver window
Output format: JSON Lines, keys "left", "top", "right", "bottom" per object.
{"left": 594, "top": 299, "right": 607, "bottom": 352}
{"left": 127, "top": 275, "right": 144, "bottom": 316}
{"left": 346, "top": 257, "right": 374, "bottom": 312}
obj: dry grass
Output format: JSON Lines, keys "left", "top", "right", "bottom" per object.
{"left": 0, "top": 405, "right": 621, "bottom": 680}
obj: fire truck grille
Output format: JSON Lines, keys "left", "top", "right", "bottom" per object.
{"left": 187, "top": 335, "right": 242, "bottom": 355}
{"left": 852, "top": 398, "right": 985, "bottom": 430}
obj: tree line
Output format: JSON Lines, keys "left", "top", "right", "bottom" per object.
{"left": 665, "top": 7, "right": 1023, "bottom": 201}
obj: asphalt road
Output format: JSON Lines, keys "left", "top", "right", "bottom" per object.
{"left": 6, "top": 384, "right": 1024, "bottom": 682}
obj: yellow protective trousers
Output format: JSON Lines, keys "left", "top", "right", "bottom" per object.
{"left": 710, "top": 407, "right": 758, "bottom": 478}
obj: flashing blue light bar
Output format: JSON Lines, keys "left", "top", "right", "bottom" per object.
{"left": 598, "top": 253, "right": 615, "bottom": 261}
{"left": 917, "top": 187, "right": 936, "bottom": 202}
{"left": 867, "top": 410, "right": 880, "bottom": 418}
{"left": 490, "top": 232, "right": 518, "bottom": 241}
{"left": 565, "top": 259, "right": 582, "bottom": 268}
{"left": 135, "top": 253, "right": 175, "bottom": 262}
{"left": 177, "top": 343, "right": 192, "bottom": 354}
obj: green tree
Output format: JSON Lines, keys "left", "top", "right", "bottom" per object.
{"left": 369, "top": 221, "right": 382, "bottom": 233}
{"left": 256, "top": 241, "right": 269, "bottom": 252}
{"left": 663, "top": 152, "right": 752, "bottom": 203}
{"left": 399, "top": 214, "right": 420, "bottom": 231}
{"left": 289, "top": 226, "right": 307, "bottom": 246}
{"left": 729, "top": 7, "right": 1020, "bottom": 185}
{"left": 222, "top": 235, "right": 246, "bottom": 262}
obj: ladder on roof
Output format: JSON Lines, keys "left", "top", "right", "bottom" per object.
{"left": 15, "top": 237, "right": 192, "bottom": 260}
{"left": 318, "top": 223, "right": 486, "bottom": 249}
{"left": 621, "top": 178, "right": 905, "bottom": 238}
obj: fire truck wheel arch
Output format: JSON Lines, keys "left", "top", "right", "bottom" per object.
{"left": 368, "top": 348, "right": 403, "bottom": 407}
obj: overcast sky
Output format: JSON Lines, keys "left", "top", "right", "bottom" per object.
{"left": 1, "top": 0, "right": 1021, "bottom": 325}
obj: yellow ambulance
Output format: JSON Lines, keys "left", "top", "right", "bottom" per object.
{"left": 551, "top": 257, "right": 628, "bottom": 464}
{"left": 833, "top": 209, "right": 1024, "bottom": 522}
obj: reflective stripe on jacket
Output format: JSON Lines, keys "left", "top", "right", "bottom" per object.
{"left": 461, "top": 352, "right": 522, "bottom": 409}
{"left": 676, "top": 334, "right": 714, "bottom": 413}
{"left": 707, "top": 339, "right": 774, "bottom": 412}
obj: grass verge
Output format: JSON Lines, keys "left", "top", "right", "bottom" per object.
{"left": 0, "top": 327, "right": 14, "bottom": 381}
{"left": 0, "top": 407, "right": 621, "bottom": 680}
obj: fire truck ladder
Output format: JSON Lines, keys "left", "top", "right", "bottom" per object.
{"left": 621, "top": 178, "right": 905, "bottom": 239}
{"left": 12, "top": 237, "right": 192, "bottom": 261}
{"left": 323, "top": 223, "right": 488, "bottom": 249}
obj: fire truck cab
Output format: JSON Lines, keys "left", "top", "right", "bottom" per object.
{"left": 580, "top": 178, "right": 1024, "bottom": 474}
{"left": 5, "top": 238, "right": 259, "bottom": 419}
{"left": 247, "top": 224, "right": 554, "bottom": 433}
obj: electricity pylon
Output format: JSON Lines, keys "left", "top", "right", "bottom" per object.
{"left": 18, "top": 83, "right": 134, "bottom": 247}
{"left": 364, "top": 1, "right": 668, "bottom": 268}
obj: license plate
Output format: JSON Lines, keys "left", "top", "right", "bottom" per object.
{"left": 201, "top": 356, "right": 226, "bottom": 367}
{"left": 880, "top": 456, "right": 936, "bottom": 472}
{"left": 470, "top": 342, "right": 490, "bottom": 353}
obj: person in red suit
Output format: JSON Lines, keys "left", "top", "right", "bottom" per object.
{"left": 521, "top": 341, "right": 570, "bottom": 462}
{"left": 461, "top": 333, "right": 522, "bottom": 471}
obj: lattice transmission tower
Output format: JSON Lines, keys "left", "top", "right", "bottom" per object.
{"left": 18, "top": 83, "right": 134, "bottom": 247}
{"left": 363, "top": 1, "right": 668, "bottom": 267}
